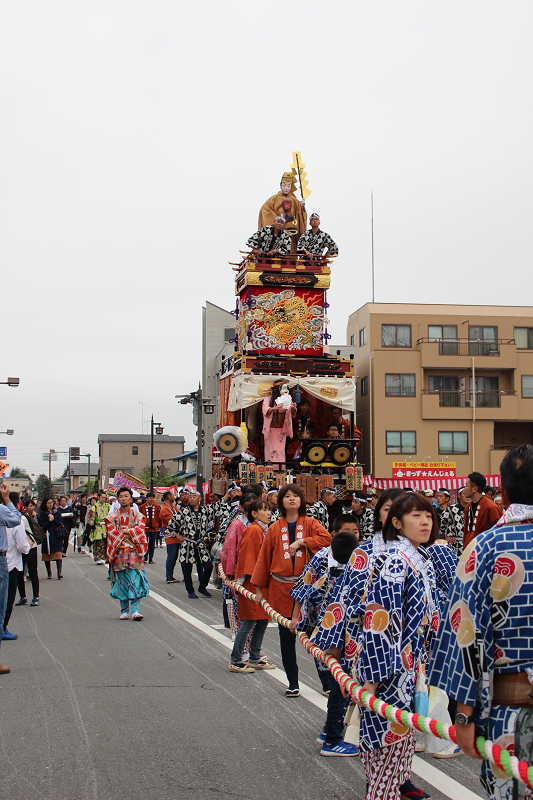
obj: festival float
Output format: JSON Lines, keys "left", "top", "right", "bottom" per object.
{"left": 211, "top": 153, "right": 363, "bottom": 505}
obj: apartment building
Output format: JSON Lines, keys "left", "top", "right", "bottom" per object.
{"left": 347, "top": 304, "right": 533, "bottom": 481}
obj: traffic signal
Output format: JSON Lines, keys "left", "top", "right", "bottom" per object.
{"left": 191, "top": 398, "right": 198, "bottom": 426}
{"left": 156, "top": 463, "right": 168, "bottom": 477}
{"left": 70, "top": 446, "right": 80, "bottom": 461}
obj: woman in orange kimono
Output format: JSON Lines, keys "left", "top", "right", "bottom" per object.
{"left": 229, "top": 499, "right": 275, "bottom": 673}
{"left": 252, "top": 484, "right": 331, "bottom": 697}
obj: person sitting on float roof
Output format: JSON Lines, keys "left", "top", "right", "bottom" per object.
{"left": 297, "top": 213, "right": 339, "bottom": 257}
{"left": 247, "top": 217, "right": 291, "bottom": 257}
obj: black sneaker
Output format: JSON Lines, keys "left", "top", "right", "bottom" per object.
{"left": 166, "top": 578, "right": 178, "bottom": 584}
{"left": 15, "top": 598, "right": 27, "bottom": 606}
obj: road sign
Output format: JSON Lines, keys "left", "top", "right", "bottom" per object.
{"left": 42, "top": 453, "right": 58, "bottom": 461}
{"left": 0, "top": 447, "right": 6, "bottom": 459}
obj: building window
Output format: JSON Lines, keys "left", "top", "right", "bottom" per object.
{"left": 429, "top": 376, "right": 459, "bottom": 393}
{"left": 224, "top": 327, "right": 235, "bottom": 342}
{"left": 428, "top": 325, "right": 458, "bottom": 354}
{"left": 385, "top": 373, "right": 416, "bottom": 397}
{"left": 428, "top": 325, "right": 457, "bottom": 341}
{"left": 386, "top": 431, "right": 416, "bottom": 454}
{"left": 382, "top": 324, "right": 411, "bottom": 347}
{"left": 359, "top": 327, "right": 367, "bottom": 347}
{"left": 350, "top": 334, "right": 355, "bottom": 345}
{"left": 361, "top": 376, "right": 368, "bottom": 396}
{"left": 515, "top": 328, "right": 533, "bottom": 349}
{"left": 471, "top": 376, "right": 499, "bottom": 407}
{"left": 429, "top": 375, "right": 459, "bottom": 405}
{"left": 522, "top": 376, "right": 533, "bottom": 398}
{"left": 469, "top": 325, "right": 498, "bottom": 355}
{"left": 132, "top": 446, "right": 138, "bottom": 455}
{"left": 439, "top": 431, "right": 468, "bottom": 454}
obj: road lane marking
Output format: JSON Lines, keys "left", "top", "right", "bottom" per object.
{"left": 148, "top": 590, "right": 482, "bottom": 800}
{"left": 210, "top": 622, "right": 277, "bottom": 630}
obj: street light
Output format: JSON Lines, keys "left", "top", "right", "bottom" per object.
{"left": 0, "top": 378, "right": 20, "bottom": 387}
{"left": 150, "top": 416, "right": 164, "bottom": 490}
{"left": 0, "top": 430, "right": 14, "bottom": 435}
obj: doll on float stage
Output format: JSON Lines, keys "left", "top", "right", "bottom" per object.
{"left": 262, "top": 382, "right": 296, "bottom": 465}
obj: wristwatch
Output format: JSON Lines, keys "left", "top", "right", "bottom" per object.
{"left": 455, "top": 712, "right": 475, "bottom": 726}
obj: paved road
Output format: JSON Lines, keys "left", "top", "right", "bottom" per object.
{"left": 1, "top": 549, "right": 485, "bottom": 800}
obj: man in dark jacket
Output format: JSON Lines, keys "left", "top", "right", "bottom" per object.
{"left": 139, "top": 492, "right": 160, "bottom": 564}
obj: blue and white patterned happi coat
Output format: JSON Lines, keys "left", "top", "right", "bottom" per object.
{"left": 429, "top": 505, "right": 533, "bottom": 800}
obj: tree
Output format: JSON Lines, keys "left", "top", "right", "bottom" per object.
{"left": 36, "top": 474, "right": 52, "bottom": 500}
{"left": 9, "top": 466, "right": 30, "bottom": 479}
{"left": 59, "top": 465, "right": 69, "bottom": 479}
{"left": 79, "top": 478, "right": 98, "bottom": 494}
{"left": 139, "top": 465, "right": 184, "bottom": 488}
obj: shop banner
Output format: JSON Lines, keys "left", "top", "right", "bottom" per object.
{"left": 365, "top": 474, "right": 500, "bottom": 491}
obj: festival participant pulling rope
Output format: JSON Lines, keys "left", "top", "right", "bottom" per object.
{"left": 219, "top": 564, "right": 533, "bottom": 791}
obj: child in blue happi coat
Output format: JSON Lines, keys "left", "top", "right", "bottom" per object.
{"left": 290, "top": 514, "right": 359, "bottom": 757}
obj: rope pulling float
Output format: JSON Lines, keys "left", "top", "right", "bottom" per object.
{"left": 218, "top": 564, "right": 533, "bottom": 789}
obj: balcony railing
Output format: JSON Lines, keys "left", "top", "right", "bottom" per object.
{"left": 417, "top": 338, "right": 515, "bottom": 356}
{"left": 423, "top": 390, "right": 516, "bottom": 408}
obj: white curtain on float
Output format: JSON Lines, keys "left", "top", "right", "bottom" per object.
{"left": 227, "top": 373, "right": 355, "bottom": 412}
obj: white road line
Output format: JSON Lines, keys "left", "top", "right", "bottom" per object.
{"left": 210, "top": 622, "right": 277, "bottom": 630}
{"left": 148, "top": 590, "right": 481, "bottom": 800}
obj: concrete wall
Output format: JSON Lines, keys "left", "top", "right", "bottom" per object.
{"left": 100, "top": 439, "right": 185, "bottom": 485}
{"left": 203, "top": 302, "right": 236, "bottom": 479}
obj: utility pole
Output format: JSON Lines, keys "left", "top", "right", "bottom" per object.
{"left": 175, "top": 386, "right": 214, "bottom": 498}
{"left": 196, "top": 384, "right": 203, "bottom": 496}
{"left": 42, "top": 450, "right": 57, "bottom": 495}
{"left": 150, "top": 415, "right": 154, "bottom": 490}
{"left": 371, "top": 190, "right": 375, "bottom": 303}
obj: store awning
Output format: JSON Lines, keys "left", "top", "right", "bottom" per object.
{"left": 364, "top": 475, "right": 500, "bottom": 491}
{"left": 227, "top": 373, "right": 355, "bottom": 412}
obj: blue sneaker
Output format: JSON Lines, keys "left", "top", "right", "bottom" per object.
{"left": 198, "top": 588, "right": 212, "bottom": 597}
{"left": 2, "top": 630, "right": 18, "bottom": 640}
{"left": 188, "top": 592, "right": 199, "bottom": 599}
{"left": 320, "top": 740, "right": 359, "bottom": 757}
{"left": 316, "top": 732, "right": 326, "bottom": 744}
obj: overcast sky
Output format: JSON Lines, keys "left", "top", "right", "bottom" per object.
{"left": 1, "top": 1, "right": 531, "bottom": 481}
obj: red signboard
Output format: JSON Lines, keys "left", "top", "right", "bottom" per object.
{"left": 392, "top": 467, "right": 456, "bottom": 479}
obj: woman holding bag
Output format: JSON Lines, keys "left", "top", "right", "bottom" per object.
{"left": 38, "top": 497, "right": 65, "bottom": 579}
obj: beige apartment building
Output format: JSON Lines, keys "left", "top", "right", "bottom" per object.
{"left": 98, "top": 434, "right": 185, "bottom": 487}
{"left": 347, "top": 304, "right": 533, "bottom": 481}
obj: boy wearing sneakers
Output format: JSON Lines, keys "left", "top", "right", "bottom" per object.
{"left": 290, "top": 514, "right": 360, "bottom": 757}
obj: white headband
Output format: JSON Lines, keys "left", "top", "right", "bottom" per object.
{"left": 268, "top": 489, "right": 278, "bottom": 496}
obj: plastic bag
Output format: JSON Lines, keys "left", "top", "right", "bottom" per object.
{"left": 425, "top": 686, "right": 452, "bottom": 754}
{"left": 414, "top": 668, "right": 429, "bottom": 717}
{"left": 344, "top": 703, "right": 360, "bottom": 746}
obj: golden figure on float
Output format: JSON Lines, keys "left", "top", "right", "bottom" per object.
{"left": 258, "top": 170, "right": 307, "bottom": 253}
